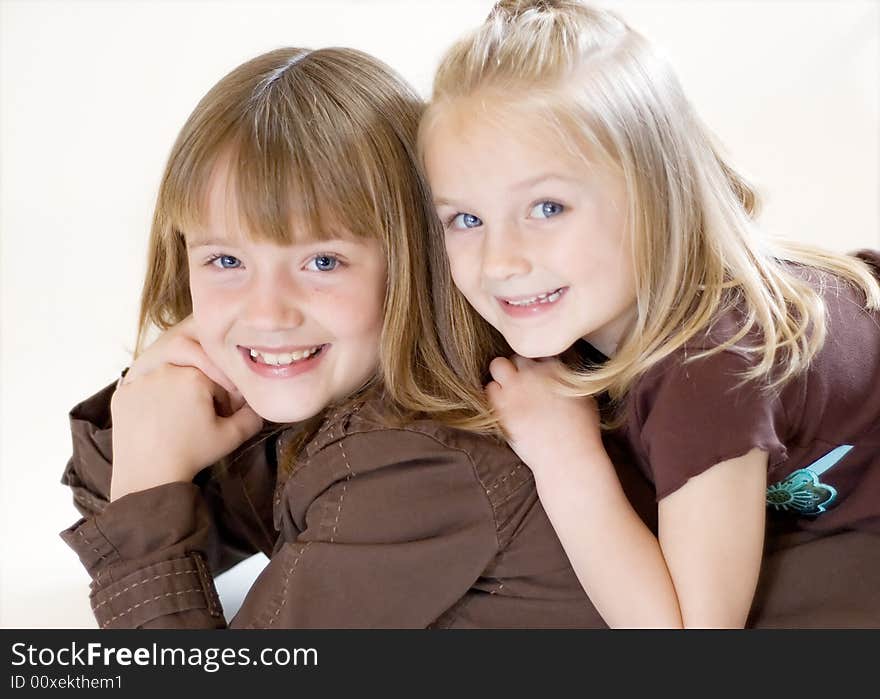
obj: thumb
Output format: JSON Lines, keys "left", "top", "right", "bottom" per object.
{"left": 227, "top": 389, "right": 246, "bottom": 413}
{"left": 216, "top": 403, "right": 264, "bottom": 450}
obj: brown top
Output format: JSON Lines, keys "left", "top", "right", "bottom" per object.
{"left": 615, "top": 250, "right": 880, "bottom": 536}
{"left": 61, "top": 375, "right": 880, "bottom": 628}
{"left": 61, "top": 381, "right": 645, "bottom": 629}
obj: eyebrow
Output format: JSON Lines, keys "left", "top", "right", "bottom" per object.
{"left": 433, "top": 173, "right": 580, "bottom": 207}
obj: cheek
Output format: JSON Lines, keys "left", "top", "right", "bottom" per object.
{"left": 188, "top": 283, "right": 236, "bottom": 343}
{"left": 444, "top": 238, "right": 476, "bottom": 289}
{"left": 313, "top": 280, "right": 384, "bottom": 341}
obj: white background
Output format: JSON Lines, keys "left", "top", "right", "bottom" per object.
{"left": 1, "top": 0, "right": 878, "bottom": 628}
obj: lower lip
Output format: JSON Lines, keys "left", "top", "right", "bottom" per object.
{"left": 238, "top": 345, "right": 328, "bottom": 379}
{"left": 496, "top": 288, "right": 568, "bottom": 318}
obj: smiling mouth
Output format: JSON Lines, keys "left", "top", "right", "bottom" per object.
{"left": 244, "top": 344, "right": 327, "bottom": 367}
{"left": 499, "top": 287, "right": 567, "bottom": 307}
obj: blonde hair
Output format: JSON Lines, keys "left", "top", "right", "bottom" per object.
{"left": 423, "top": 0, "right": 880, "bottom": 428}
{"left": 138, "top": 47, "right": 490, "bottom": 442}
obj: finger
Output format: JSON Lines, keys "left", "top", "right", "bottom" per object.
{"left": 165, "top": 340, "right": 238, "bottom": 394}
{"left": 227, "top": 388, "right": 246, "bottom": 413}
{"left": 176, "top": 314, "right": 198, "bottom": 333}
{"left": 201, "top": 375, "right": 236, "bottom": 417}
{"left": 533, "top": 357, "right": 564, "bottom": 378}
{"left": 511, "top": 354, "right": 533, "bottom": 370}
{"left": 130, "top": 318, "right": 237, "bottom": 393}
{"left": 217, "top": 403, "right": 264, "bottom": 448}
{"left": 488, "top": 356, "right": 516, "bottom": 383}
{"left": 484, "top": 380, "right": 503, "bottom": 406}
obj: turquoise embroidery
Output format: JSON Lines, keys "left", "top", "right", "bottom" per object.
{"left": 765, "top": 445, "right": 852, "bottom": 515}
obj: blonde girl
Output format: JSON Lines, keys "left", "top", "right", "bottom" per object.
{"left": 60, "top": 45, "right": 618, "bottom": 628}
{"left": 420, "top": 0, "right": 880, "bottom": 627}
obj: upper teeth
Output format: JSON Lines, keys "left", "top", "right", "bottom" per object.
{"left": 506, "top": 289, "right": 563, "bottom": 306}
{"left": 249, "top": 346, "right": 321, "bottom": 366}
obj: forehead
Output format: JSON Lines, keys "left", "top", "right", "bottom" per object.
{"left": 185, "top": 154, "right": 359, "bottom": 247}
{"left": 424, "top": 101, "right": 595, "bottom": 192}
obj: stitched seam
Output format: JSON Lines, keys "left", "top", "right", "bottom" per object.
{"left": 74, "top": 489, "right": 107, "bottom": 513}
{"left": 99, "top": 588, "right": 203, "bottom": 628}
{"left": 330, "top": 432, "right": 354, "bottom": 544}
{"left": 91, "top": 517, "right": 123, "bottom": 561}
{"left": 488, "top": 463, "right": 524, "bottom": 491}
{"left": 264, "top": 542, "right": 312, "bottom": 627}
{"left": 77, "top": 527, "right": 108, "bottom": 563}
{"left": 491, "top": 476, "right": 533, "bottom": 510}
{"left": 92, "top": 569, "right": 198, "bottom": 611}
{"left": 190, "top": 552, "right": 222, "bottom": 617}
{"left": 311, "top": 426, "right": 503, "bottom": 550}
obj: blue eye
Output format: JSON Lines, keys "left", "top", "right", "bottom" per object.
{"left": 307, "top": 255, "right": 340, "bottom": 272}
{"left": 530, "top": 201, "right": 564, "bottom": 219}
{"left": 210, "top": 255, "right": 242, "bottom": 269}
{"left": 450, "top": 213, "right": 483, "bottom": 230}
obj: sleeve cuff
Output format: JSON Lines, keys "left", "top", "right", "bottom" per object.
{"left": 60, "top": 482, "right": 211, "bottom": 576}
{"left": 60, "top": 516, "right": 121, "bottom": 575}
{"left": 90, "top": 552, "right": 223, "bottom": 628}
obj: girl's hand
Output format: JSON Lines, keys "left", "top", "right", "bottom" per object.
{"left": 121, "top": 315, "right": 240, "bottom": 407}
{"left": 486, "top": 355, "right": 603, "bottom": 474}
{"left": 109, "top": 319, "right": 263, "bottom": 501}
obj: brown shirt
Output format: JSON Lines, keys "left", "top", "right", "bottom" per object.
{"left": 605, "top": 251, "right": 880, "bottom": 626}
{"left": 61, "top": 377, "right": 880, "bottom": 628}
{"left": 614, "top": 250, "right": 880, "bottom": 537}
{"left": 61, "top": 382, "right": 633, "bottom": 629}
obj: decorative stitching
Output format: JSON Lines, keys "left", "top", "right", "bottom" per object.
{"left": 490, "top": 464, "right": 524, "bottom": 490}
{"left": 99, "top": 588, "right": 203, "bottom": 628}
{"left": 91, "top": 569, "right": 198, "bottom": 611}
{"left": 191, "top": 552, "right": 223, "bottom": 617}
{"left": 331, "top": 434, "right": 355, "bottom": 544}
{"left": 77, "top": 527, "right": 107, "bottom": 563}
{"left": 265, "top": 542, "right": 313, "bottom": 627}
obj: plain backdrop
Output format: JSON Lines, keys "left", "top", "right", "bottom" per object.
{"left": 1, "top": 0, "right": 878, "bottom": 628}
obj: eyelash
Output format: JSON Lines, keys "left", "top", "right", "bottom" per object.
{"left": 204, "top": 254, "right": 241, "bottom": 270}
{"left": 202, "top": 253, "right": 345, "bottom": 272}
{"left": 443, "top": 200, "right": 566, "bottom": 231}
{"left": 304, "top": 254, "right": 344, "bottom": 272}
{"left": 444, "top": 213, "right": 482, "bottom": 231}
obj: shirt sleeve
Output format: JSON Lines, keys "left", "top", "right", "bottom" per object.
{"left": 633, "top": 349, "right": 789, "bottom": 500}
{"left": 60, "top": 379, "right": 278, "bottom": 579}
{"left": 62, "top": 427, "right": 500, "bottom": 629}
{"left": 60, "top": 482, "right": 229, "bottom": 629}
{"left": 231, "top": 428, "right": 501, "bottom": 629}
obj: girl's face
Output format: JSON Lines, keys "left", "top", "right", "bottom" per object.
{"left": 186, "top": 164, "right": 386, "bottom": 423}
{"left": 424, "top": 108, "right": 638, "bottom": 358}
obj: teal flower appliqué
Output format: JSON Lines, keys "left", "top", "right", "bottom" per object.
{"left": 765, "top": 444, "right": 852, "bottom": 516}
{"left": 766, "top": 469, "right": 837, "bottom": 515}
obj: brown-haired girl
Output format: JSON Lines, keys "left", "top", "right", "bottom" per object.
{"left": 60, "top": 46, "right": 654, "bottom": 628}
{"left": 420, "top": 0, "right": 880, "bottom": 627}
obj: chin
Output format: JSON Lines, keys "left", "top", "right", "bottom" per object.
{"left": 244, "top": 395, "right": 326, "bottom": 425}
{"left": 507, "top": 336, "right": 576, "bottom": 360}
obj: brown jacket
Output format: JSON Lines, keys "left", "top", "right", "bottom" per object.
{"left": 61, "top": 379, "right": 880, "bottom": 628}
{"left": 61, "top": 381, "right": 645, "bottom": 629}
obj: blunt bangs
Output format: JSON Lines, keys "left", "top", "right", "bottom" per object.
{"left": 159, "top": 48, "right": 400, "bottom": 248}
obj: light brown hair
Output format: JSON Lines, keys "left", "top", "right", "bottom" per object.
{"left": 137, "top": 47, "right": 492, "bottom": 445}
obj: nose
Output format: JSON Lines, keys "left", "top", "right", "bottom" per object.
{"left": 480, "top": 226, "right": 531, "bottom": 281}
{"left": 241, "top": 270, "right": 305, "bottom": 331}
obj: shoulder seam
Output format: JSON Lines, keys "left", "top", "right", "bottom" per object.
{"left": 314, "top": 425, "right": 503, "bottom": 551}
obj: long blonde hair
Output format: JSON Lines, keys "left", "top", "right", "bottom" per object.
{"left": 138, "top": 47, "right": 490, "bottom": 440}
{"left": 423, "top": 0, "right": 880, "bottom": 428}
